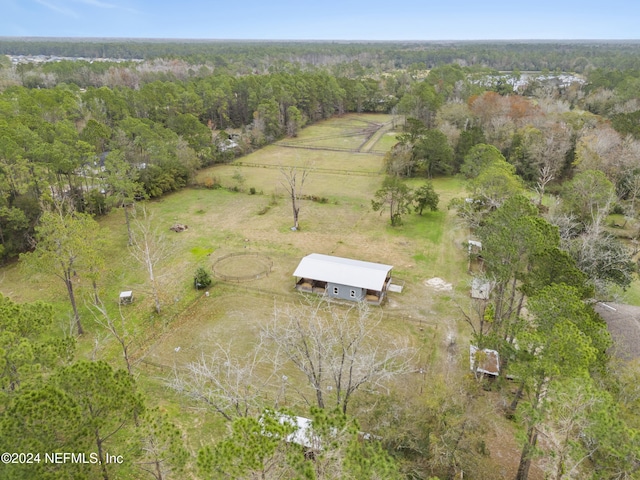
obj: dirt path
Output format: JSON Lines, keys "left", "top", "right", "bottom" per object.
{"left": 358, "top": 119, "right": 395, "bottom": 153}
{"left": 594, "top": 302, "right": 640, "bottom": 359}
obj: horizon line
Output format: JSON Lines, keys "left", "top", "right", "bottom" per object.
{"left": 2, "top": 36, "right": 640, "bottom": 43}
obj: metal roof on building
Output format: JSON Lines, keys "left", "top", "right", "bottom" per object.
{"left": 470, "top": 345, "right": 500, "bottom": 376}
{"left": 293, "top": 253, "right": 392, "bottom": 291}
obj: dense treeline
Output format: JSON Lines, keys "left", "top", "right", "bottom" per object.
{"left": 377, "top": 57, "right": 640, "bottom": 479}
{"left": 2, "top": 39, "right": 640, "bottom": 72}
{"left": 0, "top": 67, "right": 403, "bottom": 260}
{"left": 386, "top": 63, "right": 640, "bottom": 297}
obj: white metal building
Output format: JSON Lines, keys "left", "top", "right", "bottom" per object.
{"left": 293, "top": 253, "right": 393, "bottom": 305}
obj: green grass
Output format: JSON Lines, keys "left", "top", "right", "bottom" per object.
{"left": 189, "top": 246, "right": 215, "bottom": 259}
{"left": 231, "top": 147, "right": 384, "bottom": 173}
{"left": 371, "top": 131, "right": 399, "bottom": 152}
{"left": 412, "top": 252, "right": 429, "bottom": 263}
{"left": 389, "top": 210, "right": 446, "bottom": 244}
{"left": 621, "top": 281, "right": 640, "bottom": 305}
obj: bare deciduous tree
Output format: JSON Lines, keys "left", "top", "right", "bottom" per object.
{"left": 539, "top": 379, "right": 604, "bottom": 480}
{"left": 545, "top": 205, "right": 580, "bottom": 245}
{"left": 533, "top": 123, "right": 572, "bottom": 205}
{"left": 90, "top": 300, "right": 138, "bottom": 374}
{"left": 280, "top": 165, "right": 311, "bottom": 231}
{"left": 134, "top": 409, "right": 188, "bottom": 480}
{"left": 574, "top": 125, "right": 622, "bottom": 175}
{"left": 456, "top": 295, "right": 491, "bottom": 349}
{"left": 104, "top": 150, "right": 144, "bottom": 246}
{"left": 263, "top": 300, "right": 414, "bottom": 414}
{"left": 166, "top": 341, "right": 279, "bottom": 422}
{"left": 167, "top": 301, "right": 413, "bottom": 422}
{"left": 567, "top": 223, "right": 636, "bottom": 296}
{"left": 128, "top": 207, "right": 170, "bottom": 314}
{"left": 384, "top": 143, "right": 414, "bottom": 177}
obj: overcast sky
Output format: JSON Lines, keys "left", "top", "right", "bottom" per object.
{"left": 1, "top": 0, "right": 638, "bottom": 40}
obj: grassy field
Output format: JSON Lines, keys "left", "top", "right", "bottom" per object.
{"left": 1, "top": 113, "right": 637, "bottom": 477}
{"left": 1, "top": 113, "right": 475, "bottom": 436}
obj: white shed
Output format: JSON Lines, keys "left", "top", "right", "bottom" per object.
{"left": 468, "top": 240, "right": 482, "bottom": 255}
{"left": 119, "top": 291, "right": 134, "bottom": 305}
{"left": 471, "top": 278, "right": 493, "bottom": 300}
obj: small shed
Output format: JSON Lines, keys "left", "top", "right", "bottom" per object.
{"left": 293, "top": 253, "right": 393, "bottom": 305}
{"left": 471, "top": 278, "right": 493, "bottom": 300}
{"left": 470, "top": 345, "right": 500, "bottom": 376}
{"left": 468, "top": 240, "right": 482, "bottom": 255}
{"left": 280, "top": 414, "right": 322, "bottom": 450}
{"left": 263, "top": 412, "right": 375, "bottom": 452}
{"left": 119, "top": 291, "right": 134, "bottom": 305}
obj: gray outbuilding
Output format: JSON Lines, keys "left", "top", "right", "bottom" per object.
{"left": 293, "top": 253, "right": 393, "bottom": 305}
{"left": 471, "top": 278, "right": 494, "bottom": 300}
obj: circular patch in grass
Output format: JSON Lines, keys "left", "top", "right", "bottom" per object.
{"left": 212, "top": 252, "right": 273, "bottom": 282}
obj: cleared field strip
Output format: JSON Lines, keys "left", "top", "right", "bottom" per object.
{"left": 276, "top": 129, "right": 378, "bottom": 152}
{"left": 224, "top": 140, "right": 385, "bottom": 178}
{"left": 276, "top": 117, "right": 395, "bottom": 155}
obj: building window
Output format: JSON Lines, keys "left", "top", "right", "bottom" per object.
{"left": 333, "top": 287, "right": 339, "bottom": 295}
{"left": 350, "top": 289, "right": 356, "bottom": 298}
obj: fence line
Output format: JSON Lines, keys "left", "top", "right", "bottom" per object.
{"left": 207, "top": 279, "right": 439, "bottom": 328}
{"left": 139, "top": 359, "right": 170, "bottom": 371}
{"left": 235, "top": 161, "right": 383, "bottom": 177}
{"left": 274, "top": 144, "right": 386, "bottom": 156}
{"left": 212, "top": 252, "right": 273, "bottom": 282}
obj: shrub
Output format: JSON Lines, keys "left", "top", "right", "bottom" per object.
{"left": 203, "top": 176, "right": 221, "bottom": 189}
{"left": 304, "top": 194, "right": 329, "bottom": 204}
{"left": 84, "top": 189, "right": 109, "bottom": 216}
{"left": 194, "top": 266, "right": 212, "bottom": 290}
{"left": 610, "top": 203, "right": 624, "bottom": 215}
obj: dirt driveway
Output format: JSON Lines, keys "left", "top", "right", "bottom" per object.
{"left": 594, "top": 302, "right": 640, "bottom": 359}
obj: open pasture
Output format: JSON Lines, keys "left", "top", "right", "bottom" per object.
{"left": 0, "top": 114, "right": 510, "bottom": 372}
{"left": 281, "top": 113, "right": 397, "bottom": 150}
{"left": 3, "top": 112, "right": 638, "bottom": 376}
{"left": 277, "top": 114, "right": 394, "bottom": 150}
{"left": 196, "top": 115, "right": 400, "bottom": 207}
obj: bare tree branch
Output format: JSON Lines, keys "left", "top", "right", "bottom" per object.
{"left": 280, "top": 164, "right": 311, "bottom": 231}
{"left": 263, "top": 300, "right": 415, "bottom": 414}
{"left": 89, "top": 299, "right": 138, "bottom": 374}
{"left": 128, "top": 206, "right": 170, "bottom": 314}
{"left": 166, "top": 340, "right": 279, "bottom": 421}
